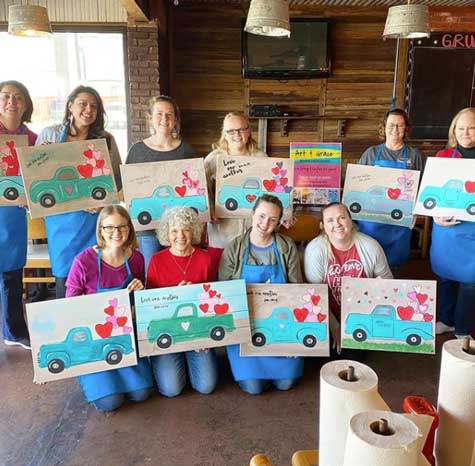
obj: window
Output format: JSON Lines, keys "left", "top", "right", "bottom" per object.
{"left": 71, "top": 330, "right": 88, "bottom": 342}
{"left": 177, "top": 305, "right": 195, "bottom": 317}
{"left": 275, "top": 311, "right": 290, "bottom": 320}
{"left": 0, "top": 31, "right": 128, "bottom": 158}
{"left": 244, "top": 179, "right": 259, "bottom": 190}
{"left": 58, "top": 168, "right": 76, "bottom": 180}
{"left": 374, "top": 306, "right": 392, "bottom": 317}
{"left": 157, "top": 187, "right": 171, "bottom": 198}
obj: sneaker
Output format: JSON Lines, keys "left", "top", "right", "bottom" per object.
{"left": 4, "top": 338, "right": 31, "bottom": 350}
{"left": 435, "top": 322, "right": 455, "bottom": 335}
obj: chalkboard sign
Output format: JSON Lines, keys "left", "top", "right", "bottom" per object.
{"left": 407, "top": 33, "right": 475, "bottom": 140}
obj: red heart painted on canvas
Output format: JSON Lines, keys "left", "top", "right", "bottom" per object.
{"left": 280, "top": 177, "right": 288, "bottom": 186}
{"left": 77, "top": 163, "right": 93, "bottom": 178}
{"left": 203, "top": 284, "right": 211, "bottom": 292}
{"left": 317, "top": 312, "right": 326, "bottom": 322}
{"left": 95, "top": 322, "right": 113, "bottom": 338}
{"left": 174, "top": 185, "right": 187, "bottom": 197}
{"left": 387, "top": 188, "right": 401, "bottom": 200}
{"left": 83, "top": 149, "right": 93, "bottom": 159}
{"left": 117, "top": 316, "right": 128, "bottom": 327}
{"left": 199, "top": 303, "right": 209, "bottom": 313}
{"left": 416, "top": 293, "right": 428, "bottom": 305}
{"left": 104, "top": 305, "right": 115, "bottom": 316}
{"left": 64, "top": 185, "right": 73, "bottom": 194}
{"left": 214, "top": 303, "right": 229, "bottom": 315}
{"left": 209, "top": 290, "right": 217, "bottom": 298}
{"left": 96, "top": 159, "right": 105, "bottom": 169}
{"left": 246, "top": 194, "right": 257, "bottom": 203}
{"left": 216, "top": 293, "right": 221, "bottom": 299}
{"left": 465, "top": 181, "right": 475, "bottom": 193}
{"left": 311, "top": 295, "right": 321, "bottom": 306}
{"left": 271, "top": 167, "right": 280, "bottom": 175}
{"left": 293, "top": 308, "right": 309, "bottom": 322}
{"left": 263, "top": 179, "right": 276, "bottom": 192}
{"left": 423, "top": 314, "right": 433, "bottom": 322}
{"left": 397, "top": 306, "right": 414, "bottom": 321}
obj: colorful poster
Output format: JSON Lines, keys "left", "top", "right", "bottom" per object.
{"left": 27, "top": 290, "right": 137, "bottom": 382}
{"left": 341, "top": 277, "right": 436, "bottom": 354}
{"left": 135, "top": 280, "right": 250, "bottom": 356}
{"left": 414, "top": 157, "right": 475, "bottom": 222}
{"left": 290, "top": 142, "right": 341, "bottom": 206}
{"left": 0, "top": 135, "right": 28, "bottom": 206}
{"left": 121, "top": 158, "right": 210, "bottom": 231}
{"left": 215, "top": 155, "right": 294, "bottom": 219}
{"left": 342, "top": 164, "right": 420, "bottom": 227}
{"left": 18, "top": 139, "right": 119, "bottom": 218}
{"left": 240, "top": 284, "right": 329, "bottom": 357}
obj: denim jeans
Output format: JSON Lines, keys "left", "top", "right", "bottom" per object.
{"left": 438, "top": 277, "right": 475, "bottom": 336}
{"left": 137, "top": 232, "right": 161, "bottom": 274}
{"left": 91, "top": 388, "right": 152, "bottom": 412}
{"left": 0, "top": 268, "right": 28, "bottom": 341}
{"left": 238, "top": 378, "right": 298, "bottom": 395}
{"left": 151, "top": 349, "right": 218, "bottom": 396}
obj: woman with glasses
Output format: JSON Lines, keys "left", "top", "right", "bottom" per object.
{"left": 356, "top": 109, "right": 423, "bottom": 271}
{"left": 65, "top": 205, "right": 154, "bottom": 412}
{"left": 126, "top": 96, "right": 197, "bottom": 271}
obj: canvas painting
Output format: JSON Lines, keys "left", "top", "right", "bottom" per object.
{"left": 341, "top": 277, "right": 436, "bottom": 354}
{"left": 215, "top": 155, "right": 294, "bottom": 219}
{"left": 240, "top": 284, "right": 329, "bottom": 357}
{"left": 135, "top": 280, "right": 250, "bottom": 356}
{"left": 27, "top": 290, "right": 137, "bottom": 383}
{"left": 0, "top": 135, "right": 28, "bottom": 206}
{"left": 342, "top": 164, "right": 420, "bottom": 227}
{"left": 414, "top": 157, "right": 475, "bottom": 221}
{"left": 17, "top": 139, "right": 119, "bottom": 218}
{"left": 120, "top": 158, "right": 210, "bottom": 231}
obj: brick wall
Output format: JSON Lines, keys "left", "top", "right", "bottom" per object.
{"left": 126, "top": 20, "right": 160, "bottom": 144}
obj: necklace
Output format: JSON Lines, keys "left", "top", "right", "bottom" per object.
{"left": 170, "top": 250, "right": 194, "bottom": 275}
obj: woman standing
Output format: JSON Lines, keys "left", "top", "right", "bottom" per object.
{"left": 219, "top": 195, "right": 302, "bottom": 395}
{"left": 126, "top": 96, "right": 197, "bottom": 270}
{"left": 0, "top": 80, "right": 36, "bottom": 350}
{"left": 36, "top": 85, "right": 122, "bottom": 298}
{"left": 431, "top": 108, "right": 475, "bottom": 338}
{"left": 146, "top": 207, "right": 218, "bottom": 396}
{"left": 66, "top": 205, "right": 154, "bottom": 411}
{"left": 357, "top": 109, "right": 423, "bottom": 270}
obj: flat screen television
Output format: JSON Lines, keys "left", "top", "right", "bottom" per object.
{"left": 242, "top": 19, "right": 330, "bottom": 79}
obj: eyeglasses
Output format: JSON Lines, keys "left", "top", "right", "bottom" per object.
{"left": 387, "top": 124, "right": 406, "bottom": 132}
{"left": 101, "top": 224, "right": 130, "bottom": 233}
{"left": 225, "top": 127, "right": 250, "bottom": 135}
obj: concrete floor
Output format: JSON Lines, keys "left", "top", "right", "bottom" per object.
{"left": 0, "top": 259, "right": 459, "bottom": 466}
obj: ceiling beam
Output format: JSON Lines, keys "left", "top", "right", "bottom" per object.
{"left": 120, "top": 0, "right": 149, "bottom": 23}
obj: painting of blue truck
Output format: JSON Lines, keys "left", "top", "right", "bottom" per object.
{"left": 419, "top": 179, "right": 475, "bottom": 215}
{"left": 0, "top": 176, "right": 24, "bottom": 203}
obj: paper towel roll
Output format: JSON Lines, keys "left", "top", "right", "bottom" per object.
{"left": 435, "top": 338, "right": 475, "bottom": 466}
{"left": 342, "top": 411, "right": 421, "bottom": 466}
{"left": 319, "top": 360, "right": 390, "bottom": 466}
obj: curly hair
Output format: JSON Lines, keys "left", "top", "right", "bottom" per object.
{"left": 447, "top": 107, "right": 475, "bottom": 148}
{"left": 156, "top": 207, "right": 203, "bottom": 247}
{"left": 96, "top": 205, "right": 138, "bottom": 250}
{"left": 212, "top": 112, "right": 259, "bottom": 154}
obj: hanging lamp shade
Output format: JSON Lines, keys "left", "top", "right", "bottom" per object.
{"left": 383, "top": 3, "right": 429, "bottom": 39}
{"left": 244, "top": 0, "right": 290, "bottom": 38}
{"left": 8, "top": 4, "right": 52, "bottom": 37}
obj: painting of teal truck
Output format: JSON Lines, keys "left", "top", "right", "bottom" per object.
{"left": 251, "top": 308, "right": 327, "bottom": 348}
{"left": 344, "top": 305, "right": 433, "bottom": 347}
{"left": 419, "top": 179, "right": 475, "bottom": 215}
{"left": 0, "top": 176, "right": 24, "bottom": 201}
{"left": 218, "top": 178, "right": 291, "bottom": 211}
{"left": 29, "top": 166, "right": 114, "bottom": 208}
{"left": 37, "top": 327, "right": 133, "bottom": 374}
{"left": 130, "top": 185, "right": 207, "bottom": 225}
{"left": 147, "top": 302, "right": 236, "bottom": 349}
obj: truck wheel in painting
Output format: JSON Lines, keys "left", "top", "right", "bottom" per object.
{"left": 92, "top": 187, "right": 107, "bottom": 200}
{"left": 157, "top": 334, "right": 172, "bottom": 349}
{"left": 47, "top": 358, "right": 65, "bottom": 374}
{"left": 349, "top": 202, "right": 361, "bottom": 214}
{"left": 303, "top": 334, "right": 317, "bottom": 348}
{"left": 225, "top": 198, "right": 238, "bottom": 211}
{"left": 137, "top": 211, "right": 152, "bottom": 225}
{"left": 423, "top": 198, "right": 437, "bottom": 209}
{"left": 466, "top": 204, "right": 475, "bottom": 215}
{"left": 352, "top": 328, "right": 367, "bottom": 342}
{"left": 252, "top": 332, "right": 266, "bottom": 347}
{"left": 4, "top": 187, "right": 19, "bottom": 200}
{"left": 210, "top": 326, "right": 225, "bottom": 341}
{"left": 406, "top": 334, "right": 422, "bottom": 346}
{"left": 390, "top": 209, "right": 403, "bottom": 220}
{"left": 40, "top": 193, "right": 56, "bottom": 208}
{"left": 105, "top": 349, "right": 123, "bottom": 365}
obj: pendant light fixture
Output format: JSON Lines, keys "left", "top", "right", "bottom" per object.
{"left": 383, "top": 2, "right": 429, "bottom": 40}
{"left": 244, "top": 0, "right": 290, "bottom": 38}
{"left": 8, "top": 4, "right": 52, "bottom": 37}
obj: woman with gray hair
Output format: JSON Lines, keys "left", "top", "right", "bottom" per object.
{"left": 146, "top": 207, "right": 218, "bottom": 396}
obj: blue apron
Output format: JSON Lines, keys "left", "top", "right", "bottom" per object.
{"left": 430, "top": 147, "right": 475, "bottom": 283}
{"left": 0, "top": 206, "right": 27, "bottom": 272}
{"left": 78, "top": 249, "right": 153, "bottom": 402}
{"left": 358, "top": 144, "right": 411, "bottom": 267}
{"left": 226, "top": 240, "right": 304, "bottom": 381}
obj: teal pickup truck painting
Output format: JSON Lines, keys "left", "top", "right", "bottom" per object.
{"left": 129, "top": 185, "right": 207, "bottom": 225}
{"left": 419, "top": 179, "right": 475, "bottom": 215}
{"left": 344, "top": 305, "right": 433, "bottom": 347}
{"left": 29, "top": 166, "right": 114, "bottom": 208}
{"left": 37, "top": 326, "right": 133, "bottom": 374}
{"left": 251, "top": 307, "right": 327, "bottom": 348}
{"left": 218, "top": 178, "right": 291, "bottom": 211}
{"left": 0, "top": 175, "right": 24, "bottom": 201}
{"left": 147, "top": 302, "right": 236, "bottom": 349}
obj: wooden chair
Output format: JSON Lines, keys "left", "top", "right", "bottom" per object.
{"left": 23, "top": 216, "right": 55, "bottom": 298}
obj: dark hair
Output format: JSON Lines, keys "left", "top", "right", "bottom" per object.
{"left": 0, "top": 80, "right": 34, "bottom": 123}
{"left": 252, "top": 194, "right": 284, "bottom": 222}
{"left": 378, "top": 108, "right": 410, "bottom": 140}
{"left": 148, "top": 95, "right": 181, "bottom": 137}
